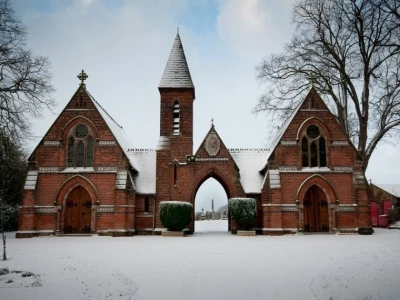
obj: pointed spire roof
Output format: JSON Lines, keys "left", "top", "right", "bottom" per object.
{"left": 159, "top": 33, "right": 194, "bottom": 89}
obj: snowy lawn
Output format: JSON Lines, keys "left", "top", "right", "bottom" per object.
{"left": 1, "top": 220, "right": 400, "bottom": 300}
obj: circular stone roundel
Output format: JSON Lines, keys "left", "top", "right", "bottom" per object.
{"left": 205, "top": 133, "right": 220, "bottom": 156}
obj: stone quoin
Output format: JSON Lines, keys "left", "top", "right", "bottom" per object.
{"left": 17, "top": 34, "right": 372, "bottom": 237}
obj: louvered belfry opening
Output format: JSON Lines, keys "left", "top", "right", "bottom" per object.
{"left": 173, "top": 101, "right": 180, "bottom": 135}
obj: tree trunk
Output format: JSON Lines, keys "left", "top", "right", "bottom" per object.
{"left": 1, "top": 197, "right": 6, "bottom": 260}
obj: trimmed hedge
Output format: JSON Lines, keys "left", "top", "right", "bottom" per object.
{"left": 229, "top": 198, "right": 256, "bottom": 230}
{"left": 159, "top": 201, "right": 193, "bottom": 231}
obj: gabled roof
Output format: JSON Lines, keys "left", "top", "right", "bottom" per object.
{"left": 159, "top": 33, "right": 194, "bottom": 89}
{"left": 265, "top": 87, "right": 347, "bottom": 163}
{"left": 265, "top": 89, "right": 311, "bottom": 162}
{"left": 374, "top": 184, "right": 400, "bottom": 198}
{"left": 87, "top": 92, "right": 157, "bottom": 194}
{"left": 195, "top": 125, "right": 269, "bottom": 194}
{"left": 229, "top": 149, "right": 271, "bottom": 194}
{"left": 87, "top": 91, "right": 134, "bottom": 153}
{"left": 194, "top": 124, "right": 230, "bottom": 156}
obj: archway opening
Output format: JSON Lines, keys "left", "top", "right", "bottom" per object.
{"left": 303, "top": 185, "right": 329, "bottom": 232}
{"left": 194, "top": 177, "right": 228, "bottom": 233}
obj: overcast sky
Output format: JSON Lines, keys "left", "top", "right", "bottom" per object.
{"left": 12, "top": 0, "right": 400, "bottom": 212}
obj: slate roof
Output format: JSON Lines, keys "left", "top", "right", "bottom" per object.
{"left": 159, "top": 33, "right": 194, "bottom": 89}
{"left": 374, "top": 184, "right": 400, "bottom": 198}
{"left": 229, "top": 149, "right": 271, "bottom": 194}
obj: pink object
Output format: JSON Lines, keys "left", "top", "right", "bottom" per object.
{"left": 383, "top": 200, "right": 392, "bottom": 215}
{"left": 378, "top": 215, "right": 388, "bottom": 227}
{"left": 371, "top": 202, "right": 378, "bottom": 226}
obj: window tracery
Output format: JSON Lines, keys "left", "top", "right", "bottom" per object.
{"left": 301, "top": 125, "right": 327, "bottom": 168}
{"left": 67, "top": 124, "right": 94, "bottom": 168}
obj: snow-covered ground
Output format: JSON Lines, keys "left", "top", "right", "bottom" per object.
{"left": 388, "top": 220, "right": 400, "bottom": 229}
{"left": 1, "top": 220, "right": 400, "bottom": 300}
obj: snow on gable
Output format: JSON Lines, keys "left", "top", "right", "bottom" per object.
{"left": 127, "top": 149, "right": 156, "bottom": 194}
{"left": 88, "top": 91, "right": 134, "bottom": 153}
{"left": 374, "top": 184, "right": 400, "bottom": 198}
{"left": 229, "top": 149, "right": 270, "bottom": 194}
{"left": 86, "top": 91, "right": 157, "bottom": 193}
{"left": 266, "top": 99, "right": 304, "bottom": 161}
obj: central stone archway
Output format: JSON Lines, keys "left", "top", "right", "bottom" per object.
{"left": 194, "top": 177, "right": 229, "bottom": 232}
{"left": 188, "top": 168, "right": 241, "bottom": 233}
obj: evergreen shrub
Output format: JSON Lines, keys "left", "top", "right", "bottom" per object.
{"left": 159, "top": 201, "right": 193, "bottom": 231}
{"left": 387, "top": 207, "right": 400, "bottom": 224}
{"left": 228, "top": 198, "right": 256, "bottom": 230}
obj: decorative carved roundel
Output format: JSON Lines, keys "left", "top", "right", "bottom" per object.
{"left": 205, "top": 133, "right": 220, "bottom": 156}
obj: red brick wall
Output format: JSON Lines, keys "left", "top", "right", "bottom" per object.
{"left": 262, "top": 89, "right": 371, "bottom": 233}
{"left": 18, "top": 87, "right": 136, "bottom": 236}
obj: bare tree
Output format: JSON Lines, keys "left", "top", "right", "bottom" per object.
{"left": 0, "top": 0, "right": 54, "bottom": 143}
{"left": 0, "top": 0, "right": 54, "bottom": 260}
{"left": 255, "top": 0, "right": 400, "bottom": 171}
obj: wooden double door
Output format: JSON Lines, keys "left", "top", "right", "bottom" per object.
{"left": 303, "top": 185, "right": 329, "bottom": 232}
{"left": 64, "top": 186, "right": 92, "bottom": 234}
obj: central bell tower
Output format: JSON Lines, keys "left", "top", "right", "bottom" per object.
{"left": 155, "top": 33, "right": 195, "bottom": 228}
{"left": 157, "top": 33, "right": 195, "bottom": 159}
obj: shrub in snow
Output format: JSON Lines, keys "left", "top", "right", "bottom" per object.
{"left": 229, "top": 198, "right": 256, "bottom": 230}
{"left": 159, "top": 201, "right": 193, "bottom": 231}
{"left": 387, "top": 207, "right": 400, "bottom": 224}
{"left": 1, "top": 204, "right": 19, "bottom": 231}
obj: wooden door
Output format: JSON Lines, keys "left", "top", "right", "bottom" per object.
{"left": 64, "top": 186, "right": 92, "bottom": 234}
{"left": 303, "top": 185, "right": 329, "bottom": 232}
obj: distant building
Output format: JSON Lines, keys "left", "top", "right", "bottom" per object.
{"left": 370, "top": 184, "right": 400, "bottom": 227}
{"left": 17, "top": 33, "right": 371, "bottom": 237}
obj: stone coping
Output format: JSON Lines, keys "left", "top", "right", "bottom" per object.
{"left": 162, "top": 231, "right": 185, "bottom": 237}
{"left": 237, "top": 230, "right": 256, "bottom": 236}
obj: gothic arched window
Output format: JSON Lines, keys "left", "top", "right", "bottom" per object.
{"left": 173, "top": 101, "right": 180, "bottom": 135}
{"left": 301, "top": 125, "right": 327, "bottom": 168}
{"left": 67, "top": 124, "right": 94, "bottom": 168}
{"left": 173, "top": 163, "right": 178, "bottom": 186}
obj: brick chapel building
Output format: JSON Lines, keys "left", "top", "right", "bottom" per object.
{"left": 17, "top": 34, "right": 372, "bottom": 237}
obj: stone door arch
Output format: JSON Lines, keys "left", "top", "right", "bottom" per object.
{"left": 55, "top": 175, "right": 99, "bottom": 234}
{"left": 303, "top": 185, "right": 329, "bottom": 232}
{"left": 64, "top": 186, "right": 92, "bottom": 233}
{"left": 297, "top": 175, "right": 338, "bottom": 233}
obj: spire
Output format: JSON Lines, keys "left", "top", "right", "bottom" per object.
{"left": 159, "top": 33, "right": 194, "bottom": 89}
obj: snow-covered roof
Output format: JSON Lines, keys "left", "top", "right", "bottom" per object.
{"left": 374, "top": 184, "right": 400, "bottom": 198}
{"left": 88, "top": 91, "right": 157, "bottom": 194}
{"left": 159, "top": 34, "right": 194, "bottom": 89}
{"left": 229, "top": 149, "right": 270, "bottom": 194}
{"left": 88, "top": 91, "right": 134, "bottom": 153}
{"left": 127, "top": 149, "right": 156, "bottom": 194}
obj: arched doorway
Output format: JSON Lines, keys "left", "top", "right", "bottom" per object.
{"left": 64, "top": 186, "right": 92, "bottom": 234}
{"left": 303, "top": 185, "right": 329, "bottom": 232}
{"left": 194, "top": 177, "right": 229, "bottom": 233}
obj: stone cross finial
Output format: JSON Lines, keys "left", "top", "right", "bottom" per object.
{"left": 309, "top": 74, "right": 317, "bottom": 86}
{"left": 78, "top": 70, "right": 88, "bottom": 86}
{"left": 211, "top": 118, "right": 214, "bottom": 127}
